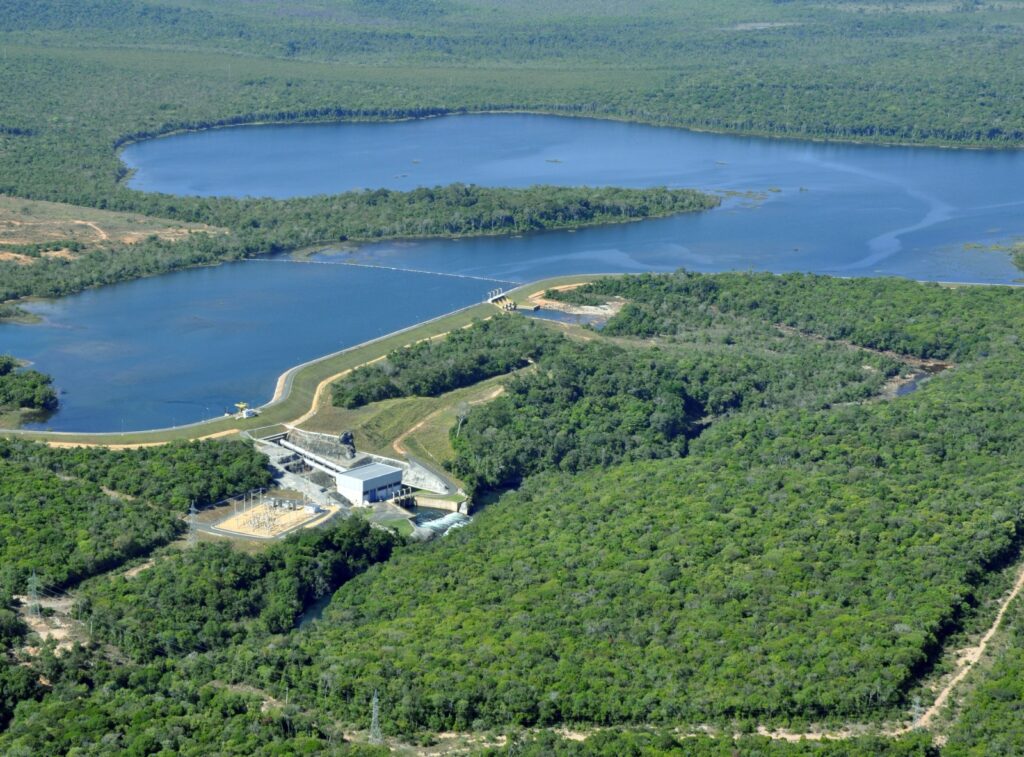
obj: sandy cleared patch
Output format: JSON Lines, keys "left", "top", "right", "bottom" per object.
{"left": 73, "top": 220, "right": 108, "bottom": 240}
{"left": 41, "top": 249, "right": 76, "bottom": 260}
{"left": 528, "top": 284, "right": 625, "bottom": 316}
{"left": 215, "top": 502, "right": 327, "bottom": 538}
{"left": 393, "top": 385, "right": 505, "bottom": 457}
{"left": 122, "top": 559, "right": 156, "bottom": 578}
{"left": 728, "top": 22, "right": 801, "bottom": 31}
{"left": 14, "top": 594, "right": 79, "bottom": 655}
{"left": 43, "top": 428, "right": 240, "bottom": 449}
{"left": 0, "top": 195, "right": 225, "bottom": 264}
{"left": 910, "top": 559, "right": 1024, "bottom": 730}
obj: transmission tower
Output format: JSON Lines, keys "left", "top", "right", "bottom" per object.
{"left": 27, "top": 570, "right": 41, "bottom": 617}
{"left": 187, "top": 501, "right": 198, "bottom": 546}
{"left": 369, "top": 689, "right": 383, "bottom": 745}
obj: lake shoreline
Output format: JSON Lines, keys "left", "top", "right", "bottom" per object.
{"left": 0, "top": 187, "right": 719, "bottom": 316}
{"left": 4, "top": 269, "right": 1018, "bottom": 444}
{"left": 113, "top": 108, "right": 1024, "bottom": 165}
{"left": 0, "top": 274, "right": 606, "bottom": 445}
{"left": 8, "top": 113, "right": 1024, "bottom": 433}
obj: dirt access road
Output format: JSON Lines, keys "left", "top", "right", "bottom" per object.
{"left": 392, "top": 385, "right": 506, "bottom": 457}
{"left": 751, "top": 556, "right": 1024, "bottom": 742}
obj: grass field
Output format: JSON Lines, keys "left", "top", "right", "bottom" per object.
{"left": 0, "top": 195, "right": 223, "bottom": 263}
{"left": 300, "top": 394, "right": 442, "bottom": 456}
{"left": 397, "top": 377, "right": 511, "bottom": 471}
{"left": 0, "top": 408, "right": 46, "bottom": 429}
{"left": 302, "top": 374, "right": 509, "bottom": 463}
{"left": 377, "top": 517, "right": 415, "bottom": 538}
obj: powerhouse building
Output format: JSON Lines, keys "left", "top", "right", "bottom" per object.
{"left": 335, "top": 463, "right": 403, "bottom": 505}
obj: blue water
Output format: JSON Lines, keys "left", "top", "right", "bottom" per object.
{"left": 4, "top": 114, "right": 1023, "bottom": 432}
{"left": 2, "top": 264, "right": 484, "bottom": 431}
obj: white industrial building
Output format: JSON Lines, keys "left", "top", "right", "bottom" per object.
{"left": 335, "top": 462, "right": 403, "bottom": 505}
{"left": 268, "top": 432, "right": 413, "bottom": 506}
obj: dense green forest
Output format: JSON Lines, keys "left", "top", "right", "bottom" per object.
{"left": 0, "top": 437, "right": 271, "bottom": 510}
{"left": 332, "top": 315, "right": 566, "bottom": 408}
{"left": 0, "top": 600, "right": 41, "bottom": 731}
{"left": 0, "top": 643, "right": 389, "bottom": 756}
{"left": 3, "top": 1, "right": 1024, "bottom": 297}
{"left": 76, "top": 520, "right": 398, "bottom": 658}
{"left": 7, "top": 0, "right": 1024, "bottom": 747}
{"left": 0, "top": 459, "right": 180, "bottom": 591}
{"left": 449, "top": 323, "right": 902, "bottom": 491}
{"left": 487, "top": 730, "right": 939, "bottom": 756}
{"left": 0, "top": 355, "right": 57, "bottom": 413}
{"left": 335, "top": 299, "right": 905, "bottom": 492}
{"left": 0, "top": 186, "right": 715, "bottom": 304}
{"left": 0, "top": 274, "right": 1023, "bottom": 751}
{"left": 0, "top": 437, "right": 289, "bottom": 749}
{"left": 1, "top": 684, "right": 384, "bottom": 756}
{"left": 0, "top": 518, "right": 396, "bottom": 755}
{"left": 0, "top": 439, "right": 270, "bottom": 588}
{"left": 552, "top": 272, "right": 1012, "bottom": 361}
{"left": 941, "top": 598, "right": 1024, "bottom": 756}
{"left": 284, "top": 362, "right": 1024, "bottom": 729}
{"left": 226, "top": 273, "right": 1024, "bottom": 739}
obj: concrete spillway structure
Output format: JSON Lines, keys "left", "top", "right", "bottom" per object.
{"left": 417, "top": 512, "right": 470, "bottom": 536}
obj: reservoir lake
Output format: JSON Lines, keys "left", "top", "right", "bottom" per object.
{"left": 3, "top": 114, "right": 1023, "bottom": 432}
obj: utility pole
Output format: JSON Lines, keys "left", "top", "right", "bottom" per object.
{"left": 369, "top": 689, "right": 383, "bottom": 745}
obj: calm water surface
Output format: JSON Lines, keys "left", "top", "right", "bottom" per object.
{"left": 4, "top": 115, "right": 1023, "bottom": 431}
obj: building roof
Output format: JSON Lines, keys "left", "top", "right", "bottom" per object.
{"left": 338, "top": 462, "right": 402, "bottom": 482}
